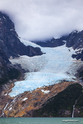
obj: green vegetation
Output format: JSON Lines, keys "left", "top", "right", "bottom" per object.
{"left": 33, "top": 83, "right": 82, "bottom": 117}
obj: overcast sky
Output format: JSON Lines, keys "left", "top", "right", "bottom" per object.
{"left": 0, "top": 0, "right": 83, "bottom": 41}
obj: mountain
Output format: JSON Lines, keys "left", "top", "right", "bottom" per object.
{"left": 33, "top": 83, "right": 82, "bottom": 117}
{"left": 0, "top": 12, "right": 43, "bottom": 85}
{"left": 34, "top": 37, "right": 65, "bottom": 47}
{"left": 0, "top": 12, "right": 43, "bottom": 58}
{"left": 35, "top": 30, "right": 83, "bottom": 61}
{"left": 0, "top": 12, "right": 83, "bottom": 117}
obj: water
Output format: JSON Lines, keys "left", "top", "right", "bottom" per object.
{"left": 0, "top": 118, "right": 83, "bottom": 124}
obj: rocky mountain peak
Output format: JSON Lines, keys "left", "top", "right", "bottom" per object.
{"left": 0, "top": 12, "right": 43, "bottom": 86}
{"left": 0, "top": 12, "right": 17, "bottom": 40}
{"left": 0, "top": 11, "right": 43, "bottom": 58}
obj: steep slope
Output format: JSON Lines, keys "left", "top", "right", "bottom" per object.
{"left": 33, "top": 83, "right": 82, "bottom": 117}
{"left": 35, "top": 30, "right": 83, "bottom": 61}
{"left": 34, "top": 37, "right": 65, "bottom": 47}
{"left": 0, "top": 81, "right": 75, "bottom": 117}
{"left": 0, "top": 12, "right": 83, "bottom": 117}
{"left": 65, "top": 30, "right": 83, "bottom": 61}
{"left": 0, "top": 12, "right": 43, "bottom": 58}
{"left": 0, "top": 12, "right": 43, "bottom": 86}
{"left": 7, "top": 29, "right": 83, "bottom": 118}
{"left": 35, "top": 30, "right": 83, "bottom": 50}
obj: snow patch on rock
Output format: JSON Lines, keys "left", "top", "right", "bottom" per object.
{"left": 9, "top": 107, "right": 12, "bottom": 111}
{"left": 41, "top": 90, "right": 50, "bottom": 94}
{"left": 22, "top": 98, "right": 28, "bottom": 101}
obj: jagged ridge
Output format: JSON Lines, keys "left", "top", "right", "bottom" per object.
{"left": 35, "top": 30, "right": 83, "bottom": 60}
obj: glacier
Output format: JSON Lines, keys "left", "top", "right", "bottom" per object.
{"left": 9, "top": 39, "right": 83, "bottom": 97}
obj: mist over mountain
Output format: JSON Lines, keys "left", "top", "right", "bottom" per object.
{"left": 0, "top": 10, "right": 83, "bottom": 117}
{"left": 0, "top": 11, "right": 43, "bottom": 86}
{"left": 35, "top": 30, "right": 83, "bottom": 60}
{"left": 0, "top": 0, "right": 83, "bottom": 41}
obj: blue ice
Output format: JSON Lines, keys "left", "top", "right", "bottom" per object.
{"left": 9, "top": 42, "right": 77, "bottom": 97}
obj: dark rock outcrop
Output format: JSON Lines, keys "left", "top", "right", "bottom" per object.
{"left": 59, "top": 30, "right": 83, "bottom": 61}
{"left": 35, "top": 30, "right": 83, "bottom": 61}
{"left": 65, "top": 30, "right": 83, "bottom": 49}
{"left": 36, "top": 30, "right": 83, "bottom": 50}
{"left": 35, "top": 37, "right": 65, "bottom": 47}
{"left": 0, "top": 12, "right": 43, "bottom": 86}
{"left": 65, "top": 30, "right": 83, "bottom": 61}
{"left": 33, "top": 83, "right": 82, "bottom": 117}
{"left": 0, "top": 12, "right": 43, "bottom": 58}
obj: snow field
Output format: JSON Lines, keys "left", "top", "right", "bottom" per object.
{"left": 9, "top": 39, "right": 83, "bottom": 97}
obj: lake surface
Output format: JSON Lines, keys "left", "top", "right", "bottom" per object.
{"left": 0, "top": 118, "right": 83, "bottom": 124}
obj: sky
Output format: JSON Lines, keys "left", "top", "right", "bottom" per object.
{"left": 0, "top": 0, "right": 83, "bottom": 41}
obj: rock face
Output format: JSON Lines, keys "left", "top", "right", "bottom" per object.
{"left": 0, "top": 12, "right": 43, "bottom": 58}
{"left": 35, "top": 30, "right": 83, "bottom": 49}
{"left": 0, "top": 12, "right": 43, "bottom": 85}
{"left": 0, "top": 81, "right": 75, "bottom": 117}
{"left": 35, "top": 37, "right": 65, "bottom": 47}
{"left": 33, "top": 83, "right": 82, "bottom": 117}
{"left": 1, "top": 82, "right": 83, "bottom": 117}
{"left": 35, "top": 30, "right": 83, "bottom": 61}
{"left": 65, "top": 30, "right": 83, "bottom": 61}
{"left": 65, "top": 30, "right": 83, "bottom": 49}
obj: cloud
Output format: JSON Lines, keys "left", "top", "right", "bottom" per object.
{"left": 0, "top": 0, "right": 83, "bottom": 41}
